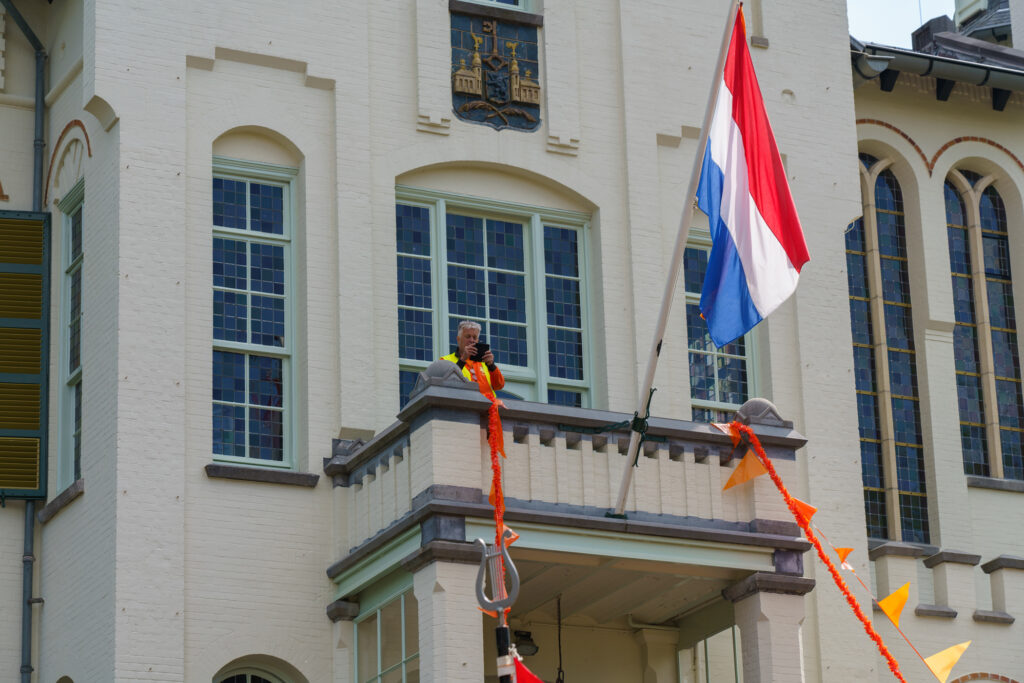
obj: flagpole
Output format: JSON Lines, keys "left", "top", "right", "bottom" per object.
{"left": 612, "top": 0, "right": 742, "bottom": 516}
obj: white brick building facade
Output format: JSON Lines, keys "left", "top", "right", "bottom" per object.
{"left": 0, "top": 0, "right": 1021, "bottom": 681}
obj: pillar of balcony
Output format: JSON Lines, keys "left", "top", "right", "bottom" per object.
{"left": 723, "top": 572, "right": 814, "bottom": 683}
{"left": 412, "top": 559, "right": 484, "bottom": 683}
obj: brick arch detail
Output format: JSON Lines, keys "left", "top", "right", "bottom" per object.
{"left": 950, "top": 674, "right": 1022, "bottom": 682}
{"left": 856, "top": 118, "right": 929, "bottom": 171}
{"left": 857, "top": 119, "right": 1024, "bottom": 178}
{"left": 44, "top": 119, "right": 93, "bottom": 206}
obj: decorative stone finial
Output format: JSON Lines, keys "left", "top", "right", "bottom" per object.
{"left": 735, "top": 398, "right": 792, "bottom": 429}
{"left": 408, "top": 359, "right": 475, "bottom": 400}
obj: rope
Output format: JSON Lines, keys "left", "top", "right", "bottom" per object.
{"left": 556, "top": 388, "right": 665, "bottom": 460}
{"left": 731, "top": 422, "right": 908, "bottom": 683}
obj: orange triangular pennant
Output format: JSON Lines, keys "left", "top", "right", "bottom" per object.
{"left": 722, "top": 449, "right": 769, "bottom": 490}
{"left": 924, "top": 640, "right": 971, "bottom": 683}
{"left": 501, "top": 523, "right": 520, "bottom": 546}
{"left": 836, "top": 547, "right": 854, "bottom": 564}
{"left": 878, "top": 582, "right": 910, "bottom": 628}
{"left": 711, "top": 422, "right": 742, "bottom": 447}
{"left": 791, "top": 497, "right": 817, "bottom": 524}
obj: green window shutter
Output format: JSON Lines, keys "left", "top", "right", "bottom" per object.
{"left": 0, "top": 212, "right": 50, "bottom": 501}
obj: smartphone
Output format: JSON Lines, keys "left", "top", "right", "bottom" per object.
{"left": 470, "top": 342, "right": 490, "bottom": 362}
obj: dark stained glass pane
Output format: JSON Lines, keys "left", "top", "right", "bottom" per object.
{"left": 1001, "top": 429, "right": 1024, "bottom": 480}
{"left": 493, "top": 321, "right": 529, "bottom": 367}
{"left": 398, "top": 308, "right": 433, "bottom": 361}
{"left": 944, "top": 181, "right": 966, "bottom": 227}
{"left": 446, "top": 213, "right": 484, "bottom": 266}
{"left": 899, "top": 494, "right": 929, "bottom": 544}
{"left": 249, "top": 183, "right": 284, "bottom": 235}
{"left": 397, "top": 255, "right": 432, "bottom": 309}
{"left": 548, "top": 389, "right": 582, "bottom": 407}
{"left": 864, "top": 488, "right": 888, "bottom": 540}
{"left": 545, "top": 227, "right": 580, "bottom": 278}
{"left": 396, "top": 204, "right": 432, "bottom": 256}
{"left": 487, "top": 219, "right": 525, "bottom": 271}
{"left": 488, "top": 271, "right": 527, "bottom": 323}
{"left": 875, "top": 170, "right": 903, "bottom": 214}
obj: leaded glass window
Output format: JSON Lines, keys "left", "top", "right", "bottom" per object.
{"left": 355, "top": 590, "right": 420, "bottom": 683}
{"left": 946, "top": 173, "right": 1024, "bottom": 480}
{"left": 59, "top": 183, "right": 85, "bottom": 489}
{"left": 684, "top": 238, "right": 752, "bottom": 423}
{"left": 847, "top": 158, "right": 929, "bottom": 543}
{"left": 211, "top": 164, "right": 293, "bottom": 466}
{"left": 396, "top": 188, "right": 589, "bottom": 408}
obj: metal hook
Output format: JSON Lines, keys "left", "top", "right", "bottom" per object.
{"left": 475, "top": 528, "right": 520, "bottom": 622}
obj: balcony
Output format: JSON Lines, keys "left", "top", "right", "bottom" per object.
{"left": 324, "top": 361, "right": 814, "bottom": 681}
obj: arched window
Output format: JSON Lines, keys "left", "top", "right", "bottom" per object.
{"left": 945, "top": 171, "right": 1024, "bottom": 480}
{"left": 846, "top": 153, "right": 929, "bottom": 543}
{"left": 395, "top": 185, "right": 590, "bottom": 408}
{"left": 217, "top": 671, "right": 285, "bottom": 683}
{"left": 211, "top": 155, "right": 297, "bottom": 467}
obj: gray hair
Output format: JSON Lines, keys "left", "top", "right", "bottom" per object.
{"left": 457, "top": 320, "right": 482, "bottom": 335}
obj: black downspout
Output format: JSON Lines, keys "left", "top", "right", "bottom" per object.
{"left": 21, "top": 501, "right": 36, "bottom": 683}
{"left": 0, "top": 3, "right": 46, "bottom": 683}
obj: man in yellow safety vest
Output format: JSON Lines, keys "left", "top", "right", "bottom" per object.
{"left": 441, "top": 320, "right": 505, "bottom": 392}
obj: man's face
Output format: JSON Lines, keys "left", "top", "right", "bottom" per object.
{"left": 457, "top": 326, "right": 479, "bottom": 354}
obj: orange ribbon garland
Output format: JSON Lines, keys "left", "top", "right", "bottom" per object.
{"left": 731, "top": 421, "right": 909, "bottom": 683}
{"left": 466, "top": 360, "right": 510, "bottom": 594}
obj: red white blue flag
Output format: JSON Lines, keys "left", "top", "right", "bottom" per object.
{"left": 696, "top": 11, "right": 810, "bottom": 347}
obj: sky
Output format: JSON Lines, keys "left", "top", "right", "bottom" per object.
{"left": 847, "top": 0, "right": 957, "bottom": 47}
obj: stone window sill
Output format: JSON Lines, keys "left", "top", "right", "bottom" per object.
{"left": 967, "top": 476, "right": 1024, "bottom": 493}
{"left": 38, "top": 479, "right": 84, "bottom": 524}
{"left": 205, "top": 463, "right": 319, "bottom": 487}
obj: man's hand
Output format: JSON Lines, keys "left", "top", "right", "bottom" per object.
{"left": 482, "top": 349, "right": 495, "bottom": 367}
{"left": 460, "top": 342, "right": 476, "bottom": 362}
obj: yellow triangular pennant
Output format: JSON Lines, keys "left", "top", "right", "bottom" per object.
{"left": 722, "top": 449, "right": 769, "bottom": 490}
{"left": 791, "top": 497, "right": 817, "bottom": 524}
{"left": 877, "top": 582, "right": 910, "bottom": 628}
{"left": 924, "top": 640, "right": 971, "bottom": 683}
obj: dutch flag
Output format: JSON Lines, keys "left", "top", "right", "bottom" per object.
{"left": 696, "top": 11, "right": 810, "bottom": 348}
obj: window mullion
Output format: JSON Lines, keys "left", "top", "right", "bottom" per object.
{"left": 861, "top": 199, "right": 903, "bottom": 540}
{"left": 435, "top": 199, "right": 449, "bottom": 357}
{"left": 530, "top": 214, "right": 546, "bottom": 401}
{"left": 968, "top": 209, "right": 1005, "bottom": 478}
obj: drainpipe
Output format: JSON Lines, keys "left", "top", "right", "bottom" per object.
{"left": 21, "top": 501, "right": 36, "bottom": 683}
{"left": 0, "top": 5, "right": 47, "bottom": 682}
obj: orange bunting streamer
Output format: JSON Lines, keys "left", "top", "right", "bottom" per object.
{"left": 878, "top": 583, "right": 910, "bottom": 629}
{"left": 731, "top": 422, "right": 909, "bottom": 683}
{"left": 466, "top": 360, "right": 509, "bottom": 572}
{"left": 722, "top": 449, "right": 768, "bottom": 490}
{"left": 835, "top": 547, "right": 854, "bottom": 565}
{"left": 791, "top": 497, "right": 817, "bottom": 524}
{"left": 924, "top": 641, "right": 971, "bottom": 683}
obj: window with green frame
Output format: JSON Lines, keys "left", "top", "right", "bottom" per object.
{"left": 211, "top": 158, "right": 296, "bottom": 466}
{"left": 217, "top": 673, "right": 284, "bottom": 683}
{"left": 396, "top": 187, "right": 590, "bottom": 408}
{"left": 683, "top": 232, "right": 754, "bottom": 423}
{"left": 945, "top": 171, "right": 1024, "bottom": 480}
{"left": 846, "top": 153, "right": 929, "bottom": 544}
{"left": 355, "top": 590, "right": 419, "bottom": 683}
{"left": 58, "top": 180, "right": 85, "bottom": 490}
